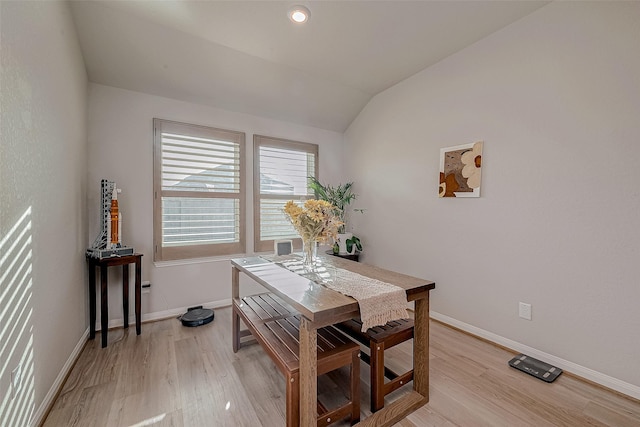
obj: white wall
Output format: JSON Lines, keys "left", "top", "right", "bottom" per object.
{"left": 87, "top": 84, "right": 345, "bottom": 323}
{"left": 345, "top": 2, "right": 640, "bottom": 397}
{"left": 0, "top": 1, "right": 88, "bottom": 425}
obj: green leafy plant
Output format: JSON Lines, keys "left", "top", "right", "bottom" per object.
{"left": 308, "top": 177, "right": 356, "bottom": 233}
{"left": 333, "top": 236, "right": 362, "bottom": 254}
{"left": 345, "top": 235, "right": 362, "bottom": 253}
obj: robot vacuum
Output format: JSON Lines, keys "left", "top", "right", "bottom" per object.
{"left": 179, "top": 306, "right": 214, "bottom": 327}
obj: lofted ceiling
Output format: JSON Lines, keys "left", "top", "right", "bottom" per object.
{"left": 69, "top": 1, "right": 548, "bottom": 132}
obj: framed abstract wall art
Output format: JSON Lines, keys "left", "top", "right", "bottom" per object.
{"left": 439, "top": 141, "right": 483, "bottom": 198}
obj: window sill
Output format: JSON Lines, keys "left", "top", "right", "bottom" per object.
{"left": 153, "top": 250, "right": 282, "bottom": 268}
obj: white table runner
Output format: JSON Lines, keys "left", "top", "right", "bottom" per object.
{"left": 263, "top": 255, "right": 408, "bottom": 331}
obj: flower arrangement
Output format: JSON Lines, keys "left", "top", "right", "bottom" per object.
{"left": 283, "top": 199, "right": 343, "bottom": 244}
{"left": 284, "top": 199, "right": 343, "bottom": 269}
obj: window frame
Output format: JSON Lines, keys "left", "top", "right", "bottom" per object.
{"left": 153, "top": 118, "right": 246, "bottom": 261}
{"left": 253, "top": 134, "right": 318, "bottom": 253}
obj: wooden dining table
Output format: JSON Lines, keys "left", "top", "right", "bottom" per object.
{"left": 231, "top": 254, "right": 435, "bottom": 426}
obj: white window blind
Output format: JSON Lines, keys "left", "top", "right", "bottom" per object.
{"left": 254, "top": 135, "right": 318, "bottom": 252}
{"left": 154, "top": 119, "right": 245, "bottom": 261}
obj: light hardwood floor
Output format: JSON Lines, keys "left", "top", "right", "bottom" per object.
{"left": 43, "top": 307, "right": 640, "bottom": 426}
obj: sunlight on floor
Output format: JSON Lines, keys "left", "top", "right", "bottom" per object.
{"left": 128, "top": 412, "right": 166, "bottom": 427}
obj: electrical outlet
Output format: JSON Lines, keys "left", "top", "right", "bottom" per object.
{"left": 11, "top": 363, "right": 22, "bottom": 398}
{"left": 142, "top": 281, "right": 151, "bottom": 294}
{"left": 519, "top": 302, "right": 532, "bottom": 320}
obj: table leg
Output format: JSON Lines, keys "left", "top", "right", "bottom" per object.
{"left": 123, "top": 263, "right": 129, "bottom": 329}
{"left": 299, "top": 316, "right": 317, "bottom": 426}
{"left": 413, "top": 296, "right": 430, "bottom": 400}
{"left": 232, "top": 266, "right": 240, "bottom": 352}
{"left": 231, "top": 266, "right": 240, "bottom": 299}
{"left": 371, "top": 340, "right": 386, "bottom": 411}
{"left": 88, "top": 260, "right": 96, "bottom": 340}
{"left": 135, "top": 258, "right": 141, "bottom": 335}
{"left": 100, "top": 265, "right": 108, "bottom": 348}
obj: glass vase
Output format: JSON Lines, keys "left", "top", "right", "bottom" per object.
{"left": 302, "top": 239, "right": 318, "bottom": 272}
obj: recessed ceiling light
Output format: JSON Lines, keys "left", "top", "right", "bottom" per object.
{"left": 289, "top": 5, "right": 310, "bottom": 24}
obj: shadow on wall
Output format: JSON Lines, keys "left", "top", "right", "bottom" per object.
{"left": 0, "top": 207, "right": 35, "bottom": 425}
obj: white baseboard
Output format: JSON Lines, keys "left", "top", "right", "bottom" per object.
{"left": 30, "top": 327, "right": 89, "bottom": 427}
{"left": 431, "top": 311, "right": 640, "bottom": 400}
{"left": 97, "top": 298, "right": 232, "bottom": 331}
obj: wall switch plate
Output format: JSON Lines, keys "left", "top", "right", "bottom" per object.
{"left": 519, "top": 302, "right": 532, "bottom": 320}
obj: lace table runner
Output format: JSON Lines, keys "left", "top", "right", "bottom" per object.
{"left": 262, "top": 255, "right": 408, "bottom": 331}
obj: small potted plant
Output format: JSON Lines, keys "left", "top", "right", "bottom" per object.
{"left": 345, "top": 235, "right": 362, "bottom": 254}
{"left": 308, "top": 177, "right": 363, "bottom": 255}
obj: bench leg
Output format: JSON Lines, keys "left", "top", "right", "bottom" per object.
{"left": 351, "top": 351, "right": 361, "bottom": 425}
{"left": 232, "top": 306, "right": 240, "bottom": 353}
{"left": 371, "top": 341, "right": 385, "bottom": 412}
{"left": 286, "top": 372, "right": 300, "bottom": 427}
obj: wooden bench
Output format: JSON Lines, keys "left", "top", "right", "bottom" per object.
{"left": 233, "top": 293, "right": 360, "bottom": 426}
{"left": 334, "top": 318, "right": 414, "bottom": 412}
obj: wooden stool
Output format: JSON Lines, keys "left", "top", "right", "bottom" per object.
{"left": 335, "top": 318, "right": 414, "bottom": 412}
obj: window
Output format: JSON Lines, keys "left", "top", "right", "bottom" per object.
{"left": 153, "top": 119, "right": 245, "bottom": 261}
{"left": 254, "top": 135, "right": 318, "bottom": 252}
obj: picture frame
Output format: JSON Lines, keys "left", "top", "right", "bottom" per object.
{"left": 439, "top": 141, "right": 483, "bottom": 198}
{"left": 274, "top": 239, "right": 293, "bottom": 256}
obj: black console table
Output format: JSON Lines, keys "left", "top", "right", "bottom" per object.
{"left": 87, "top": 253, "right": 143, "bottom": 347}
